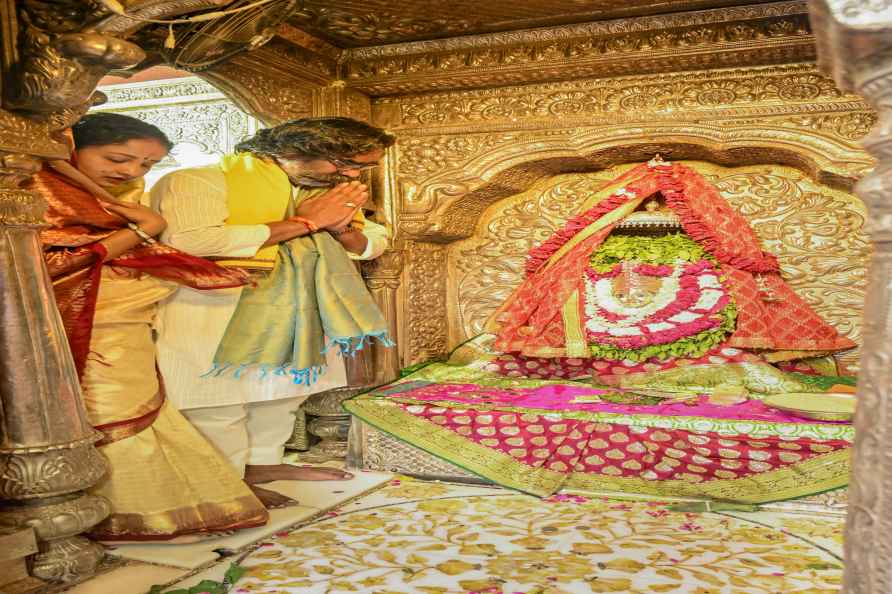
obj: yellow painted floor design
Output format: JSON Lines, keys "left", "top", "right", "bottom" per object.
{"left": 222, "top": 478, "right": 843, "bottom": 594}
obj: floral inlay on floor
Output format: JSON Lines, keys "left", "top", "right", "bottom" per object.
{"left": 229, "top": 479, "right": 843, "bottom": 594}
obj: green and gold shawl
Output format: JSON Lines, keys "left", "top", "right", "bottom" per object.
{"left": 209, "top": 153, "right": 392, "bottom": 383}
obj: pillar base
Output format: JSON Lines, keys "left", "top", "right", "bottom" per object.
{"left": 31, "top": 535, "right": 106, "bottom": 583}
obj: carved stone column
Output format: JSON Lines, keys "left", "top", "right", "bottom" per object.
{"left": 808, "top": 2, "right": 892, "bottom": 593}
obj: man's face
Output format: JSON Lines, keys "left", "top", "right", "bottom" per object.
{"left": 275, "top": 147, "right": 384, "bottom": 187}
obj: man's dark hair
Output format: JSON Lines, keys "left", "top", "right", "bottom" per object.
{"left": 234, "top": 117, "right": 396, "bottom": 160}
{"left": 72, "top": 112, "right": 174, "bottom": 151}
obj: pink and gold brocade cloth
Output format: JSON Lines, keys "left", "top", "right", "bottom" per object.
{"left": 346, "top": 338, "right": 852, "bottom": 503}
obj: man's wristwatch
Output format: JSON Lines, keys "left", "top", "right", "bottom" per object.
{"left": 127, "top": 223, "right": 158, "bottom": 245}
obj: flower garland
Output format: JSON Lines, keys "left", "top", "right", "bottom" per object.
{"left": 589, "top": 232, "right": 714, "bottom": 272}
{"left": 524, "top": 162, "right": 780, "bottom": 279}
{"left": 524, "top": 187, "right": 638, "bottom": 277}
{"left": 582, "top": 234, "right": 737, "bottom": 362}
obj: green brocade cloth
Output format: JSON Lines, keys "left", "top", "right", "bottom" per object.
{"left": 211, "top": 188, "right": 392, "bottom": 384}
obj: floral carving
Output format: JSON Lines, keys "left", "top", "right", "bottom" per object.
{"left": 343, "top": 9, "right": 815, "bottom": 94}
{"left": 404, "top": 241, "right": 448, "bottom": 366}
{"left": 386, "top": 65, "right": 862, "bottom": 129}
{"left": 397, "top": 135, "right": 521, "bottom": 179}
{"left": 783, "top": 112, "right": 877, "bottom": 141}
{"left": 291, "top": 5, "right": 478, "bottom": 45}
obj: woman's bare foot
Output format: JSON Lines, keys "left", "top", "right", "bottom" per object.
{"left": 249, "top": 484, "right": 299, "bottom": 509}
{"left": 244, "top": 464, "right": 354, "bottom": 485}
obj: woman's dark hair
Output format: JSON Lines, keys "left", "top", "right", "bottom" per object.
{"left": 234, "top": 117, "right": 396, "bottom": 160}
{"left": 71, "top": 112, "right": 174, "bottom": 151}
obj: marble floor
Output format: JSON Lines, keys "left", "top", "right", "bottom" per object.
{"left": 19, "top": 469, "right": 844, "bottom": 594}
{"left": 56, "top": 465, "right": 394, "bottom": 594}
{"left": 156, "top": 478, "right": 843, "bottom": 594}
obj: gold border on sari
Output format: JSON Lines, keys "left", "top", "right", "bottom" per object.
{"left": 94, "top": 391, "right": 164, "bottom": 447}
{"left": 91, "top": 495, "right": 269, "bottom": 541}
{"left": 346, "top": 398, "right": 850, "bottom": 503}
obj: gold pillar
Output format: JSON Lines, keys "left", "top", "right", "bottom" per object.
{"left": 808, "top": 2, "right": 892, "bottom": 593}
{"left": 0, "top": 1, "right": 147, "bottom": 582}
{"left": 363, "top": 249, "right": 403, "bottom": 385}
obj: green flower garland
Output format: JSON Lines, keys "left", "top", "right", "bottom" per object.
{"left": 590, "top": 232, "right": 715, "bottom": 272}
{"left": 586, "top": 232, "right": 737, "bottom": 362}
{"left": 588, "top": 302, "right": 737, "bottom": 362}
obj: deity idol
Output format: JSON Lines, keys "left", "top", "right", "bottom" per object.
{"left": 487, "top": 155, "right": 855, "bottom": 402}
{"left": 346, "top": 157, "right": 855, "bottom": 502}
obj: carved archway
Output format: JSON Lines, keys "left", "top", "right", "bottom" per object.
{"left": 395, "top": 130, "right": 870, "bottom": 372}
{"left": 412, "top": 125, "right": 872, "bottom": 242}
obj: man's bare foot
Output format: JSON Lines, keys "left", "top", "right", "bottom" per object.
{"left": 249, "top": 484, "right": 299, "bottom": 509}
{"left": 245, "top": 464, "right": 354, "bottom": 485}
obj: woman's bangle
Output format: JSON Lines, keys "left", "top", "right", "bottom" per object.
{"left": 291, "top": 216, "right": 318, "bottom": 233}
{"left": 126, "top": 223, "right": 157, "bottom": 245}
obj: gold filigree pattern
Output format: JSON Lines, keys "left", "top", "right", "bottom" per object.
{"left": 396, "top": 134, "right": 522, "bottom": 180}
{"left": 290, "top": 0, "right": 796, "bottom": 47}
{"left": 387, "top": 64, "right": 859, "bottom": 129}
{"left": 341, "top": 4, "right": 816, "bottom": 94}
{"left": 404, "top": 241, "right": 449, "bottom": 366}
{"left": 204, "top": 54, "right": 316, "bottom": 125}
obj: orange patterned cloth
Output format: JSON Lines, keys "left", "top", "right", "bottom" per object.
{"left": 493, "top": 162, "right": 855, "bottom": 359}
{"left": 33, "top": 166, "right": 249, "bottom": 380}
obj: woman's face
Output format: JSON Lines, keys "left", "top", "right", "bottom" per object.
{"left": 74, "top": 137, "right": 169, "bottom": 188}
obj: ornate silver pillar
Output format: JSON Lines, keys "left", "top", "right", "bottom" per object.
{"left": 0, "top": 1, "right": 146, "bottom": 582}
{"left": 291, "top": 346, "right": 376, "bottom": 463}
{"left": 808, "top": 2, "right": 892, "bottom": 593}
{"left": 0, "top": 148, "right": 111, "bottom": 582}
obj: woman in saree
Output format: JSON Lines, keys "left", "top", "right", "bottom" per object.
{"left": 35, "top": 112, "right": 269, "bottom": 540}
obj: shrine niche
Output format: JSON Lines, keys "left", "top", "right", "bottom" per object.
{"left": 350, "top": 150, "right": 864, "bottom": 516}
{"left": 338, "top": 4, "right": 877, "bottom": 511}
{"left": 1, "top": 0, "right": 890, "bottom": 590}
{"left": 449, "top": 160, "right": 868, "bottom": 372}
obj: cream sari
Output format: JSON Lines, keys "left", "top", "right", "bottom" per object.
{"left": 36, "top": 165, "right": 268, "bottom": 540}
{"left": 83, "top": 270, "right": 268, "bottom": 540}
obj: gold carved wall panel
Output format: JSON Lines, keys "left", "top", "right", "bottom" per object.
{"left": 344, "top": 1, "right": 816, "bottom": 95}
{"left": 401, "top": 241, "right": 449, "bottom": 367}
{"left": 387, "top": 65, "right": 849, "bottom": 127}
{"left": 447, "top": 162, "right": 868, "bottom": 372}
{"left": 384, "top": 63, "right": 874, "bottom": 369}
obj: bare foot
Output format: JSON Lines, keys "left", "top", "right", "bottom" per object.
{"left": 245, "top": 464, "right": 354, "bottom": 485}
{"left": 249, "top": 485, "right": 299, "bottom": 509}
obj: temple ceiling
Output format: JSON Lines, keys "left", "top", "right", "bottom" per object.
{"left": 285, "top": 0, "right": 778, "bottom": 47}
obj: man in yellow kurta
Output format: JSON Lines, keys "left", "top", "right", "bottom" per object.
{"left": 151, "top": 118, "right": 394, "bottom": 507}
